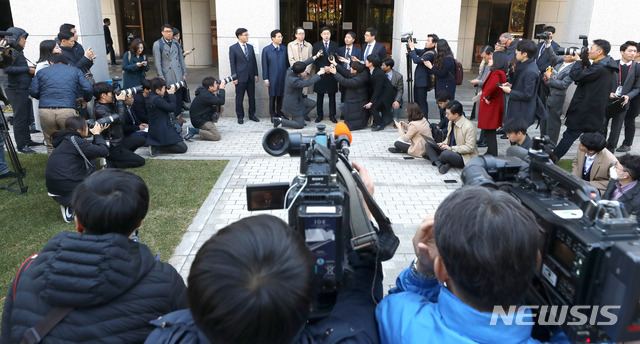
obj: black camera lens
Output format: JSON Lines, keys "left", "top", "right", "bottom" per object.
{"left": 263, "top": 128, "right": 290, "bottom": 156}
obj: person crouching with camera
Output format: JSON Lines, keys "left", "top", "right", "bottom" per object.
{"left": 184, "top": 77, "right": 225, "bottom": 141}
{"left": 145, "top": 77, "right": 188, "bottom": 157}
{"left": 93, "top": 81, "right": 146, "bottom": 168}
{"left": 45, "top": 116, "right": 109, "bottom": 223}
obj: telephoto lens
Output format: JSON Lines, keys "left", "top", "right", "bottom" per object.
{"left": 86, "top": 114, "right": 120, "bottom": 129}
{"left": 217, "top": 74, "right": 238, "bottom": 84}
{"left": 169, "top": 81, "right": 186, "bottom": 90}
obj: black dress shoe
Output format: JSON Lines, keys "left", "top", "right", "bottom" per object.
{"left": 238, "top": 119, "right": 244, "bottom": 124}
{"left": 30, "top": 129, "right": 41, "bottom": 133}
{"left": 27, "top": 141, "right": 44, "bottom": 147}
{"left": 18, "top": 146, "right": 36, "bottom": 154}
{"left": 388, "top": 147, "right": 398, "bottom": 153}
{"left": 249, "top": 116, "right": 260, "bottom": 122}
{"left": 330, "top": 116, "right": 337, "bottom": 123}
{"left": 496, "top": 127, "right": 504, "bottom": 134}
{"left": 617, "top": 145, "right": 632, "bottom": 152}
{"left": 0, "top": 170, "right": 17, "bottom": 179}
{"left": 304, "top": 115, "right": 311, "bottom": 121}
{"left": 273, "top": 117, "right": 281, "bottom": 128}
{"left": 371, "top": 125, "right": 384, "bottom": 131}
{"left": 500, "top": 134, "right": 508, "bottom": 139}
{"left": 477, "top": 141, "right": 488, "bottom": 147}
{"left": 315, "top": 116, "right": 324, "bottom": 123}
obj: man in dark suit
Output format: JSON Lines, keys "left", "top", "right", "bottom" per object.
{"left": 541, "top": 41, "right": 575, "bottom": 145}
{"left": 103, "top": 18, "right": 116, "bottom": 65}
{"left": 498, "top": 40, "right": 547, "bottom": 126}
{"left": 381, "top": 57, "right": 404, "bottom": 121}
{"left": 365, "top": 55, "right": 394, "bottom": 131}
{"left": 407, "top": 34, "right": 437, "bottom": 118}
{"left": 534, "top": 26, "right": 560, "bottom": 74}
{"left": 361, "top": 27, "right": 387, "bottom": 63}
{"left": 606, "top": 41, "right": 640, "bottom": 152}
{"left": 274, "top": 51, "right": 325, "bottom": 129}
{"left": 312, "top": 26, "right": 339, "bottom": 123}
{"left": 229, "top": 27, "right": 259, "bottom": 124}
{"left": 338, "top": 31, "right": 362, "bottom": 108}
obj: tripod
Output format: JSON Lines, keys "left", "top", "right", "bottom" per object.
{"left": 1, "top": 106, "right": 27, "bottom": 194}
{"left": 405, "top": 44, "right": 414, "bottom": 104}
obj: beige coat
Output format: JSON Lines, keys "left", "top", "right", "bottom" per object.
{"left": 287, "top": 40, "right": 314, "bottom": 94}
{"left": 396, "top": 118, "right": 432, "bottom": 158}
{"left": 572, "top": 148, "right": 618, "bottom": 194}
{"left": 443, "top": 116, "right": 479, "bottom": 164}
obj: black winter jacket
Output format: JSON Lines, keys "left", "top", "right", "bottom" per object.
{"left": 94, "top": 100, "right": 126, "bottom": 144}
{"left": 60, "top": 44, "right": 93, "bottom": 74}
{"left": 1, "top": 231, "right": 187, "bottom": 343}
{"left": 4, "top": 27, "right": 32, "bottom": 90}
{"left": 189, "top": 87, "right": 225, "bottom": 128}
{"left": 146, "top": 93, "right": 183, "bottom": 147}
{"left": 603, "top": 179, "right": 640, "bottom": 224}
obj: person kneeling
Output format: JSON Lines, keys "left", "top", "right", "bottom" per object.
{"left": 376, "top": 186, "right": 570, "bottom": 344}
{"left": 423, "top": 100, "right": 478, "bottom": 174}
{"left": 45, "top": 116, "right": 109, "bottom": 223}
{"left": 388, "top": 102, "right": 432, "bottom": 158}
{"left": 146, "top": 77, "right": 188, "bottom": 157}
{"left": 185, "top": 77, "right": 225, "bottom": 141}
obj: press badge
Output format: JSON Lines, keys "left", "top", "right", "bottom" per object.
{"left": 616, "top": 85, "right": 623, "bottom": 97}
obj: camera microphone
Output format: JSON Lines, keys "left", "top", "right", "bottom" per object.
{"left": 334, "top": 122, "right": 352, "bottom": 157}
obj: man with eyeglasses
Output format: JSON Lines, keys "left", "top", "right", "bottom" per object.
{"left": 603, "top": 154, "right": 640, "bottom": 223}
{"left": 287, "top": 27, "right": 314, "bottom": 100}
{"left": 152, "top": 24, "right": 188, "bottom": 119}
{"left": 229, "top": 28, "right": 260, "bottom": 124}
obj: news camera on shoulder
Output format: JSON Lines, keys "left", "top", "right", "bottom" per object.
{"left": 462, "top": 136, "right": 640, "bottom": 343}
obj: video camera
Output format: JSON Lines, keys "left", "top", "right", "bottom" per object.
{"left": 557, "top": 35, "right": 590, "bottom": 66}
{"left": 400, "top": 30, "right": 416, "bottom": 44}
{"left": 462, "top": 137, "right": 640, "bottom": 343}
{"left": 246, "top": 124, "right": 398, "bottom": 318}
{"left": 216, "top": 73, "right": 237, "bottom": 84}
{"left": 535, "top": 32, "right": 551, "bottom": 40}
{"left": 0, "top": 30, "right": 12, "bottom": 53}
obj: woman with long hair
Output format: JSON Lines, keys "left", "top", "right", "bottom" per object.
{"left": 477, "top": 52, "right": 508, "bottom": 156}
{"left": 122, "top": 38, "right": 149, "bottom": 88}
{"left": 425, "top": 39, "right": 457, "bottom": 100}
{"left": 388, "top": 103, "right": 432, "bottom": 157}
{"left": 45, "top": 116, "right": 109, "bottom": 222}
{"left": 32, "top": 39, "right": 62, "bottom": 131}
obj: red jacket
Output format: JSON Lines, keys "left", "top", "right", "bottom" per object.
{"left": 478, "top": 70, "right": 506, "bottom": 129}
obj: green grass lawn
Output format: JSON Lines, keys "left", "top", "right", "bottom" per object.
{"left": 0, "top": 153, "right": 227, "bottom": 318}
{"left": 557, "top": 159, "right": 572, "bottom": 172}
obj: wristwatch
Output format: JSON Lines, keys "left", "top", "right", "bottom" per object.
{"left": 411, "top": 258, "right": 437, "bottom": 281}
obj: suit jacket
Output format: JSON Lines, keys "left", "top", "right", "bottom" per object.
{"left": 390, "top": 69, "right": 404, "bottom": 105}
{"left": 443, "top": 115, "right": 479, "bottom": 164}
{"left": 603, "top": 179, "right": 640, "bottom": 223}
{"left": 571, "top": 148, "right": 618, "bottom": 193}
{"left": 544, "top": 48, "right": 574, "bottom": 113}
{"left": 611, "top": 60, "right": 640, "bottom": 108}
{"left": 369, "top": 67, "right": 394, "bottom": 108}
{"left": 229, "top": 42, "right": 259, "bottom": 83}
{"left": 152, "top": 38, "right": 187, "bottom": 85}
{"left": 338, "top": 45, "right": 362, "bottom": 68}
{"left": 282, "top": 57, "right": 321, "bottom": 118}
{"left": 103, "top": 25, "right": 113, "bottom": 46}
{"left": 312, "top": 40, "right": 339, "bottom": 93}
{"left": 362, "top": 41, "right": 387, "bottom": 61}
{"left": 535, "top": 40, "right": 559, "bottom": 73}
{"left": 287, "top": 40, "right": 314, "bottom": 94}
{"left": 408, "top": 48, "right": 435, "bottom": 88}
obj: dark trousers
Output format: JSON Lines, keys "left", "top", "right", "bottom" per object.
{"left": 414, "top": 85, "right": 429, "bottom": 118}
{"left": 6, "top": 89, "right": 32, "bottom": 148}
{"left": 106, "top": 45, "right": 116, "bottom": 64}
{"left": 316, "top": 92, "right": 336, "bottom": 118}
{"left": 424, "top": 140, "right": 464, "bottom": 167}
{"left": 623, "top": 100, "right": 640, "bottom": 146}
{"left": 605, "top": 110, "right": 627, "bottom": 151}
{"left": 107, "top": 144, "right": 145, "bottom": 168}
{"left": 159, "top": 141, "right": 188, "bottom": 153}
{"left": 281, "top": 115, "right": 306, "bottom": 129}
{"left": 235, "top": 81, "right": 256, "bottom": 119}
{"left": 173, "top": 86, "right": 184, "bottom": 117}
{"left": 370, "top": 102, "right": 392, "bottom": 127}
{"left": 485, "top": 129, "right": 497, "bottom": 156}
{"left": 269, "top": 95, "right": 283, "bottom": 117}
{"left": 393, "top": 141, "right": 410, "bottom": 153}
{"left": 554, "top": 127, "right": 585, "bottom": 159}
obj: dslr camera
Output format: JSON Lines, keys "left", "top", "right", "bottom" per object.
{"left": 246, "top": 124, "right": 398, "bottom": 318}
{"left": 216, "top": 73, "right": 237, "bottom": 84}
{"left": 111, "top": 76, "right": 143, "bottom": 96}
{"left": 535, "top": 32, "right": 551, "bottom": 40}
{"left": 462, "top": 137, "right": 640, "bottom": 344}
{"left": 400, "top": 30, "right": 416, "bottom": 43}
{"left": 86, "top": 114, "right": 119, "bottom": 129}
{"left": 557, "top": 35, "right": 590, "bottom": 65}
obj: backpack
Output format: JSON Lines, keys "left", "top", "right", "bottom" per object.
{"left": 451, "top": 56, "right": 464, "bottom": 85}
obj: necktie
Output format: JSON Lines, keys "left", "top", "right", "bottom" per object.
{"left": 346, "top": 47, "right": 351, "bottom": 68}
{"left": 538, "top": 44, "right": 545, "bottom": 58}
{"left": 364, "top": 44, "right": 371, "bottom": 60}
{"left": 325, "top": 42, "right": 328, "bottom": 54}
{"left": 300, "top": 43, "right": 303, "bottom": 52}
{"left": 243, "top": 44, "right": 248, "bottom": 58}
{"left": 388, "top": 73, "right": 392, "bottom": 81}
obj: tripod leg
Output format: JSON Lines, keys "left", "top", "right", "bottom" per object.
{"left": 1, "top": 108, "right": 27, "bottom": 194}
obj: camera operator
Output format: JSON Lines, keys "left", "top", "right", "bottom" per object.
{"left": 407, "top": 34, "right": 437, "bottom": 118}
{"left": 0, "top": 37, "right": 17, "bottom": 179}
{"left": 29, "top": 54, "right": 93, "bottom": 154}
{"left": 146, "top": 77, "right": 188, "bottom": 157}
{"left": 2, "top": 169, "right": 187, "bottom": 343}
{"left": 4, "top": 27, "right": 39, "bottom": 154}
{"left": 145, "top": 163, "right": 382, "bottom": 344}
{"left": 0, "top": 37, "right": 13, "bottom": 68}
{"left": 553, "top": 39, "right": 618, "bottom": 159}
{"left": 122, "top": 93, "right": 148, "bottom": 140}
{"left": 184, "top": 77, "right": 225, "bottom": 141}
{"left": 132, "top": 79, "right": 151, "bottom": 124}
{"left": 375, "top": 186, "right": 570, "bottom": 344}
{"left": 603, "top": 154, "right": 640, "bottom": 224}
{"left": 93, "top": 82, "right": 146, "bottom": 168}
{"left": 44, "top": 116, "right": 109, "bottom": 222}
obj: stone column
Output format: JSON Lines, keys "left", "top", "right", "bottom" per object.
{"left": 9, "top": 0, "right": 109, "bottom": 82}
{"left": 391, "top": 0, "right": 462, "bottom": 104}
{"left": 215, "top": 0, "right": 278, "bottom": 117}
{"left": 456, "top": 0, "right": 478, "bottom": 71}
{"left": 180, "top": 0, "right": 213, "bottom": 66}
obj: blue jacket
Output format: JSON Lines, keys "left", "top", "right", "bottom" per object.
{"left": 262, "top": 43, "right": 288, "bottom": 97}
{"left": 376, "top": 265, "right": 571, "bottom": 344}
{"left": 29, "top": 63, "right": 93, "bottom": 108}
{"left": 122, "top": 52, "right": 149, "bottom": 88}
{"left": 408, "top": 47, "right": 435, "bottom": 88}
{"left": 430, "top": 56, "right": 457, "bottom": 100}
